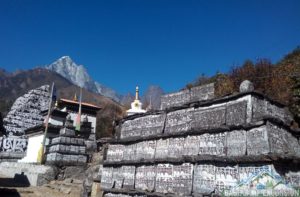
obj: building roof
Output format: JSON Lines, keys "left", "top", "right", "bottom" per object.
{"left": 59, "top": 98, "right": 102, "bottom": 110}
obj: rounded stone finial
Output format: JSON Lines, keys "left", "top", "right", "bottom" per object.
{"left": 66, "top": 114, "right": 71, "bottom": 120}
{"left": 65, "top": 114, "right": 73, "bottom": 128}
{"left": 239, "top": 80, "right": 254, "bottom": 93}
{"left": 83, "top": 115, "right": 88, "bottom": 122}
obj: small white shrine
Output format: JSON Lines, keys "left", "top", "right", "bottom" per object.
{"left": 127, "top": 86, "right": 146, "bottom": 116}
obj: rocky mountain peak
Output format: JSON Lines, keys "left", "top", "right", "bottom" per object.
{"left": 46, "top": 56, "right": 120, "bottom": 101}
{"left": 46, "top": 56, "right": 89, "bottom": 88}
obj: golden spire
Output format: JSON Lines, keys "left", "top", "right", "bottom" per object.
{"left": 73, "top": 93, "right": 78, "bottom": 101}
{"left": 135, "top": 86, "right": 139, "bottom": 100}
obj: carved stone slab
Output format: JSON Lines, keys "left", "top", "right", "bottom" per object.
{"left": 199, "top": 133, "right": 226, "bottom": 156}
{"left": 100, "top": 167, "right": 114, "bottom": 189}
{"left": 226, "top": 130, "right": 247, "bottom": 156}
{"left": 135, "top": 165, "right": 156, "bottom": 191}
{"left": 226, "top": 101, "right": 247, "bottom": 126}
{"left": 190, "top": 83, "right": 214, "bottom": 102}
{"left": 252, "top": 96, "right": 293, "bottom": 125}
{"left": 139, "top": 114, "right": 166, "bottom": 137}
{"left": 123, "top": 144, "right": 137, "bottom": 162}
{"left": 193, "top": 164, "right": 216, "bottom": 194}
{"left": 155, "top": 139, "right": 169, "bottom": 159}
{"left": 48, "top": 144, "right": 86, "bottom": 154}
{"left": 285, "top": 171, "right": 300, "bottom": 188}
{"left": 215, "top": 165, "right": 238, "bottom": 192}
{"left": 112, "top": 167, "right": 123, "bottom": 189}
{"left": 246, "top": 126, "right": 270, "bottom": 155}
{"left": 155, "top": 163, "right": 173, "bottom": 193}
{"left": 266, "top": 102, "right": 292, "bottom": 124}
{"left": 160, "top": 89, "right": 190, "bottom": 110}
{"left": 78, "top": 155, "right": 87, "bottom": 163}
{"left": 285, "top": 131, "right": 300, "bottom": 157}
{"left": 120, "top": 119, "right": 141, "bottom": 139}
{"left": 168, "top": 137, "right": 185, "bottom": 159}
{"left": 267, "top": 123, "right": 290, "bottom": 155}
{"left": 106, "top": 144, "right": 124, "bottom": 162}
{"left": 122, "top": 166, "right": 135, "bottom": 189}
{"left": 193, "top": 106, "right": 226, "bottom": 131}
{"left": 46, "top": 152, "right": 62, "bottom": 162}
{"left": 252, "top": 97, "right": 266, "bottom": 122}
{"left": 183, "top": 135, "right": 200, "bottom": 156}
{"left": 47, "top": 154, "right": 87, "bottom": 164}
{"left": 165, "top": 108, "right": 194, "bottom": 134}
{"left": 120, "top": 114, "right": 165, "bottom": 139}
{"left": 160, "top": 83, "right": 214, "bottom": 110}
{"left": 59, "top": 128, "right": 75, "bottom": 136}
{"left": 2, "top": 137, "right": 27, "bottom": 152}
{"left": 136, "top": 140, "right": 156, "bottom": 161}
{"left": 172, "top": 163, "right": 193, "bottom": 195}
{"left": 51, "top": 136, "right": 85, "bottom": 146}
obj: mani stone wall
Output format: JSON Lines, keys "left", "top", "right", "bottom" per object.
{"left": 4, "top": 85, "right": 49, "bottom": 135}
{"left": 45, "top": 127, "right": 88, "bottom": 166}
{"left": 100, "top": 84, "right": 300, "bottom": 197}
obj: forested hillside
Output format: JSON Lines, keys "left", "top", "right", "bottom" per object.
{"left": 188, "top": 46, "right": 300, "bottom": 125}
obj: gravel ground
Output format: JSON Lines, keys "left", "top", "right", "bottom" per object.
{"left": 0, "top": 178, "right": 82, "bottom": 197}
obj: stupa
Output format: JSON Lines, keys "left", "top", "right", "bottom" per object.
{"left": 126, "top": 86, "right": 146, "bottom": 116}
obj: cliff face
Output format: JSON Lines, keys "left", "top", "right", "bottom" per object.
{"left": 3, "top": 85, "right": 49, "bottom": 135}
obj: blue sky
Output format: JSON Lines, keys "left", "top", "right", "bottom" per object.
{"left": 0, "top": 0, "right": 299, "bottom": 95}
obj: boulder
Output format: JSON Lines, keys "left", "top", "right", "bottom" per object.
{"left": 239, "top": 80, "right": 254, "bottom": 93}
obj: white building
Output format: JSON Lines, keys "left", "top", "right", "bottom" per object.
{"left": 58, "top": 98, "right": 101, "bottom": 134}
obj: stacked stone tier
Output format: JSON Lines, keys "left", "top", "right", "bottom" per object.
{"left": 45, "top": 127, "right": 88, "bottom": 165}
{"left": 105, "top": 124, "right": 299, "bottom": 166}
{"left": 101, "top": 162, "right": 300, "bottom": 197}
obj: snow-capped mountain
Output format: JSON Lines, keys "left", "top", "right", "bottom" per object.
{"left": 46, "top": 56, "right": 120, "bottom": 101}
